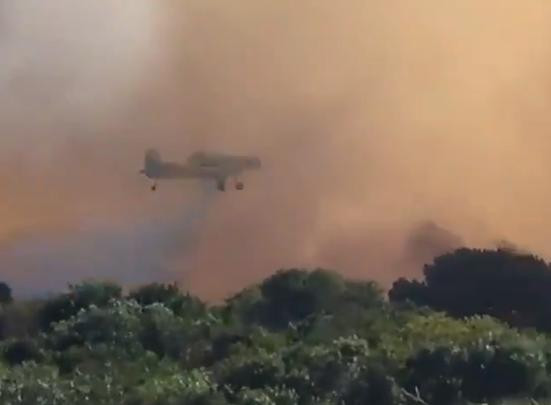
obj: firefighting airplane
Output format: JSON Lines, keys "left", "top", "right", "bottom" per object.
{"left": 140, "top": 149, "right": 262, "bottom": 191}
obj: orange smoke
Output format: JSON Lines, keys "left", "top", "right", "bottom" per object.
{"left": 2, "top": 1, "right": 551, "bottom": 299}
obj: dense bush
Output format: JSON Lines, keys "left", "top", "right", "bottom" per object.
{"left": 129, "top": 282, "right": 206, "bottom": 318}
{"left": 0, "top": 261, "right": 550, "bottom": 404}
{"left": 389, "top": 248, "right": 551, "bottom": 332}
{"left": 226, "top": 269, "right": 384, "bottom": 331}
{"left": 36, "top": 281, "right": 122, "bottom": 330}
{"left": 0, "top": 282, "right": 12, "bottom": 305}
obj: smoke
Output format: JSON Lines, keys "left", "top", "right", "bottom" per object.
{"left": 402, "top": 222, "right": 464, "bottom": 271}
{"left": 154, "top": 0, "right": 551, "bottom": 298}
{"left": 1, "top": 183, "right": 216, "bottom": 297}
{"left": 3, "top": 1, "right": 551, "bottom": 299}
{"left": 0, "top": 1, "right": 218, "bottom": 296}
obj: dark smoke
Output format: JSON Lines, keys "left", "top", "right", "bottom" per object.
{"left": 402, "top": 221, "right": 464, "bottom": 270}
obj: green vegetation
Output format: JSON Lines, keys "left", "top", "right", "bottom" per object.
{"left": 1, "top": 249, "right": 551, "bottom": 404}
{"left": 389, "top": 248, "right": 551, "bottom": 331}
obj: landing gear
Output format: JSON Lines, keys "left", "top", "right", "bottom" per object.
{"left": 232, "top": 177, "right": 244, "bottom": 190}
{"left": 216, "top": 178, "right": 244, "bottom": 191}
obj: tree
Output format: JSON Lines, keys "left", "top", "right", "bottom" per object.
{"left": 37, "top": 281, "right": 122, "bottom": 331}
{"left": 230, "top": 269, "right": 384, "bottom": 331}
{"left": 218, "top": 349, "right": 285, "bottom": 391}
{"left": 1, "top": 268, "right": 551, "bottom": 404}
{"left": 129, "top": 283, "right": 181, "bottom": 306}
{"left": 0, "top": 282, "right": 12, "bottom": 305}
{"left": 389, "top": 248, "right": 551, "bottom": 331}
{"left": 3, "top": 339, "right": 42, "bottom": 366}
{"left": 128, "top": 282, "right": 206, "bottom": 318}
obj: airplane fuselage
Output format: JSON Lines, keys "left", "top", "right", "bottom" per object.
{"left": 141, "top": 149, "right": 261, "bottom": 191}
{"left": 145, "top": 162, "right": 221, "bottom": 179}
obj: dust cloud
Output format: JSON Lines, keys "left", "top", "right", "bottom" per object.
{"left": 2, "top": 1, "right": 551, "bottom": 299}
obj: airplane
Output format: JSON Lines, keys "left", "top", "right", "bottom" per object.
{"left": 140, "top": 149, "right": 262, "bottom": 192}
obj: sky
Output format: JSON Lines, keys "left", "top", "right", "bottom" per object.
{"left": 2, "top": 1, "right": 551, "bottom": 299}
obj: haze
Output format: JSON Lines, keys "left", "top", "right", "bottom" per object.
{"left": 2, "top": 1, "right": 551, "bottom": 299}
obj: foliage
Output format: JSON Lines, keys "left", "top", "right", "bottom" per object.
{"left": 129, "top": 282, "right": 206, "bottom": 318}
{"left": 226, "top": 268, "right": 384, "bottom": 331}
{"left": 0, "top": 266, "right": 550, "bottom": 404}
{"left": 389, "top": 248, "right": 551, "bottom": 332}
{"left": 0, "top": 282, "right": 13, "bottom": 305}
{"left": 36, "top": 281, "right": 122, "bottom": 331}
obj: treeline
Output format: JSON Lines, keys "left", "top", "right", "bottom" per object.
{"left": 0, "top": 248, "right": 551, "bottom": 404}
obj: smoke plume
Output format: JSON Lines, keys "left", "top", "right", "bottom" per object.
{"left": 2, "top": 1, "right": 551, "bottom": 299}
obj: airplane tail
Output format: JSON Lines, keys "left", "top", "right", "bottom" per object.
{"left": 143, "top": 149, "right": 162, "bottom": 178}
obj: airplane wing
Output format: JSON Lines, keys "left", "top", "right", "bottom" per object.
{"left": 158, "top": 162, "right": 194, "bottom": 178}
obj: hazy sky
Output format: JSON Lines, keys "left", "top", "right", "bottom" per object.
{"left": 2, "top": 1, "right": 551, "bottom": 299}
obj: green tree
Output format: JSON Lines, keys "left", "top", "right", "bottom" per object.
{"left": 129, "top": 282, "right": 206, "bottom": 318}
{"left": 3, "top": 339, "right": 43, "bottom": 366}
{"left": 389, "top": 248, "right": 551, "bottom": 331}
{"left": 37, "top": 281, "right": 122, "bottom": 331}
{"left": 229, "top": 269, "right": 384, "bottom": 331}
{"left": 0, "top": 282, "right": 12, "bottom": 305}
{"left": 0, "top": 268, "right": 550, "bottom": 404}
